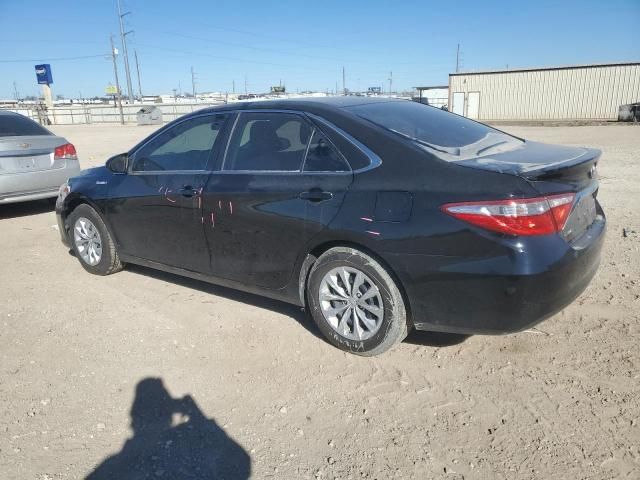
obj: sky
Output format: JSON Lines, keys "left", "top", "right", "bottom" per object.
{"left": 0, "top": 0, "right": 639, "bottom": 99}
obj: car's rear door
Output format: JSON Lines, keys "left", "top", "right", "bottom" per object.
{"left": 107, "top": 113, "right": 231, "bottom": 272}
{"left": 202, "top": 110, "right": 353, "bottom": 289}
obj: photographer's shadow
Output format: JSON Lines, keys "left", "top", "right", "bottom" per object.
{"left": 85, "top": 378, "right": 250, "bottom": 480}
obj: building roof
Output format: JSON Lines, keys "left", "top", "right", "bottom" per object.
{"left": 449, "top": 61, "right": 640, "bottom": 77}
{"left": 414, "top": 86, "right": 448, "bottom": 90}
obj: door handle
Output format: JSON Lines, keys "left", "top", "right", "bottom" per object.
{"left": 299, "top": 189, "right": 333, "bottom": 202}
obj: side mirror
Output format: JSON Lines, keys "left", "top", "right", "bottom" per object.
{"left": 106, "top": 153, "right": 128, "bottom": 174}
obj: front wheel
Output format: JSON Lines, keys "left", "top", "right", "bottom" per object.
{"left": 306, "top": 247, "right": 409, "bottom": 356}
{"left": 67, "top": 204, "right": 123, "bottom": 276}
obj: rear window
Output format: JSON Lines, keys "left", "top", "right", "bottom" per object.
{"left": 0, "top": 114, "right": 51, "bottom": 137}
{"left": 346, "top": 101, "right": 521, "bottom": 158}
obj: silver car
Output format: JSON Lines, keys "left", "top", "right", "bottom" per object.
{"left": 0, "top": 111, "right": 80, "bottom": 204}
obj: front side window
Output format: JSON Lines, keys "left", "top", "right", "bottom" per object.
{"left": 224, "top": 112, "right": 312, "bottom": 172}
{"left": 132, "top": 114, "right": 229, "bottom": 172}
{"left": 303, "top": 130, "right": 349, "bottom": 172}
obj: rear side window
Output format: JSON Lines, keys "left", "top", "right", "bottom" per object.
{"left": 0, "top": 114, "right": 50, "bottom": 137}
{"left": 132, "top": 114, "right": 229, "bottom": 172}
{"left": 224, "top": 112, "right": 312, "bottom": 172}
{"left": 346, "top": 101, "right": 519, "bottom": 151}
{"left": 303, "top": 130, "right": 349, "bottom": 172}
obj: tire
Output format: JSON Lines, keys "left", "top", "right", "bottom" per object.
{"left": 306, "top": 247, "right": 409, "bottom": 356}
{"left": 67, "top": 204, "right": 123, "bottom": 276}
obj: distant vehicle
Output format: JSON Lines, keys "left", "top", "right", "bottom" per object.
{"left": 0, "top": 111, "right": 80, "bottom": 204}
{"left": 55, "top": 98, "right": 605, "bottom": 356}
{"left": 618, "top": 103, "right": 639, "bottom": 122}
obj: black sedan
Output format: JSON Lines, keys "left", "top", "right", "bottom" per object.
{"left": 56, "top": 97, "right": 605, "bottom": 356}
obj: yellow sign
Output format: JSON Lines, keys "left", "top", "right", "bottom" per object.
{"left": 105, "top": 84, "right": 118, "bottom": 95}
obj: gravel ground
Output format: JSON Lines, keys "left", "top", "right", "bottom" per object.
{"left": 1, "top": 123, "right": 638, "bottom": 480}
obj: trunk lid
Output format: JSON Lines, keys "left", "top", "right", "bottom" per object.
{"left": 454, "top": 141, "right": 598, "bottom": 186}
{"left": 0, "top": 135, "right": 68, "bottom": 175}
{"left": 455, "top": 140, "right": 601, "bottom": 243}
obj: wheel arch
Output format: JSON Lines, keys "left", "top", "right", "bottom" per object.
{"left": 61, "top": 195, "right": 115, "bottom": 245}
{"left": 297, "top": 240, "right": 413, "bottom": 327}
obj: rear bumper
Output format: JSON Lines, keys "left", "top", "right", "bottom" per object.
{"left": 0, "top": 162, "right": 80, "bottom": 204}
{"left": 388, "top": 214, "right": 606, "bottom": 335}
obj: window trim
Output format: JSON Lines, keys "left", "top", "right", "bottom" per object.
{"left": 300, "top": 127, "right": 352, "bottom": 174}
{"left": 128, "top": 112, "right": 232, "bottom": 175}
{"left": 305, "top": 113, "right": 381, "bottom": 173}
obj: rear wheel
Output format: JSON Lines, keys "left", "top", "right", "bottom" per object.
{"left": 306, "top": 247, "right": 409, "bottom": 356}
{"left": 67, "top": 204, "right": 123, "bottom": 275}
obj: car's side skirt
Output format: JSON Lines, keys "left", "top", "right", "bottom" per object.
{"left": 118, "top": 253, "right": 304, "bottom": 307}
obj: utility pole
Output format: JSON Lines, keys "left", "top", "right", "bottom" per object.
{"left": 232, "top": 79, "right": 235, "bottom": 94}
{"left": 244, "top": 75, "right": 247, "bottom": 94}
{"left": 117, "top": 0, "right": 135, "bottom": 103}
{"left": 109, "top": 35, "right": 125, "bottom": 125}
{"left": 134, "top": 49, "right": 143, "bottom": 99}
{"left": 342, "top": 66, "right": 346, "bottom": 95}
{"left": 191, "top": 66, "right": 197, "bottom": 100}
{"left": 388, "top": 71, "right": 393, "bottom": 95}
{"left": 455, "top": 43, "right": 460, "bottom": 73}
{"left": 12, "top": 81, "right": 19, "bottom": 101}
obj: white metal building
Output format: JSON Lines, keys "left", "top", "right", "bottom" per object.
{"left": 448, "top": 62, "right": 640, "bottom": 121}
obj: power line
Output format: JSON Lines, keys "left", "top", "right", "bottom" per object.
{"left": 129, "top": 42, "right": 291, "bottom": 68}
{"left": 0, "top": 54, "right": 108, "bottom": 63}
{"left": 159, "top": 30, "right": 342, "bottom": 63}
{"left": 184, "top": 20, "right": 340, "bottom": 51}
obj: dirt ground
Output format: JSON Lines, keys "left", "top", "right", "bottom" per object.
{"left": 1, "top": 122, "right": 638, "bottom": 480}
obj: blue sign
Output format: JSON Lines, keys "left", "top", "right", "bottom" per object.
{"left": 35, "top": 64, "right": 53, "bottom": 85}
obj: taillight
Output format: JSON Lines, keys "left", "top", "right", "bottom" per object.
{"left": 441, "top": 193, "right": 575, "bottom": 236}
{"left": 54, "top": 143, "right": 77, "bottom": 160}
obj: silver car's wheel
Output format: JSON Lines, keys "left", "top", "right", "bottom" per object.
{"left": 73, "top": 217, "right": 103, "bottom": 266}
{"left": 319, "top": 266, "right": 384, "bottom": 341}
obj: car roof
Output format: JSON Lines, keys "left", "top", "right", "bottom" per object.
{"left": 195, "top": 96, "right": 406, "bottom": 116}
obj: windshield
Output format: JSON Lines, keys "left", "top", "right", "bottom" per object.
{"left": 346, "top": 101, "right": 523, "bottom": 160}
{"left": 0, "top": 113, "right": 51, "bottom": 137}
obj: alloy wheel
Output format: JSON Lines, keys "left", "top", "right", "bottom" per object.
{"left": 73, "top": 217, "right": 103, "bottom": 266}
{"left": 318, "top": 266, "right": 384, "bottom": 341}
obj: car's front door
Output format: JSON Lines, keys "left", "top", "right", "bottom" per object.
{"left": 107, "top": 113, "right": 231, "bottom": 272}
{"left": 201, "top": 111, "right": 353, "bottom": 289}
